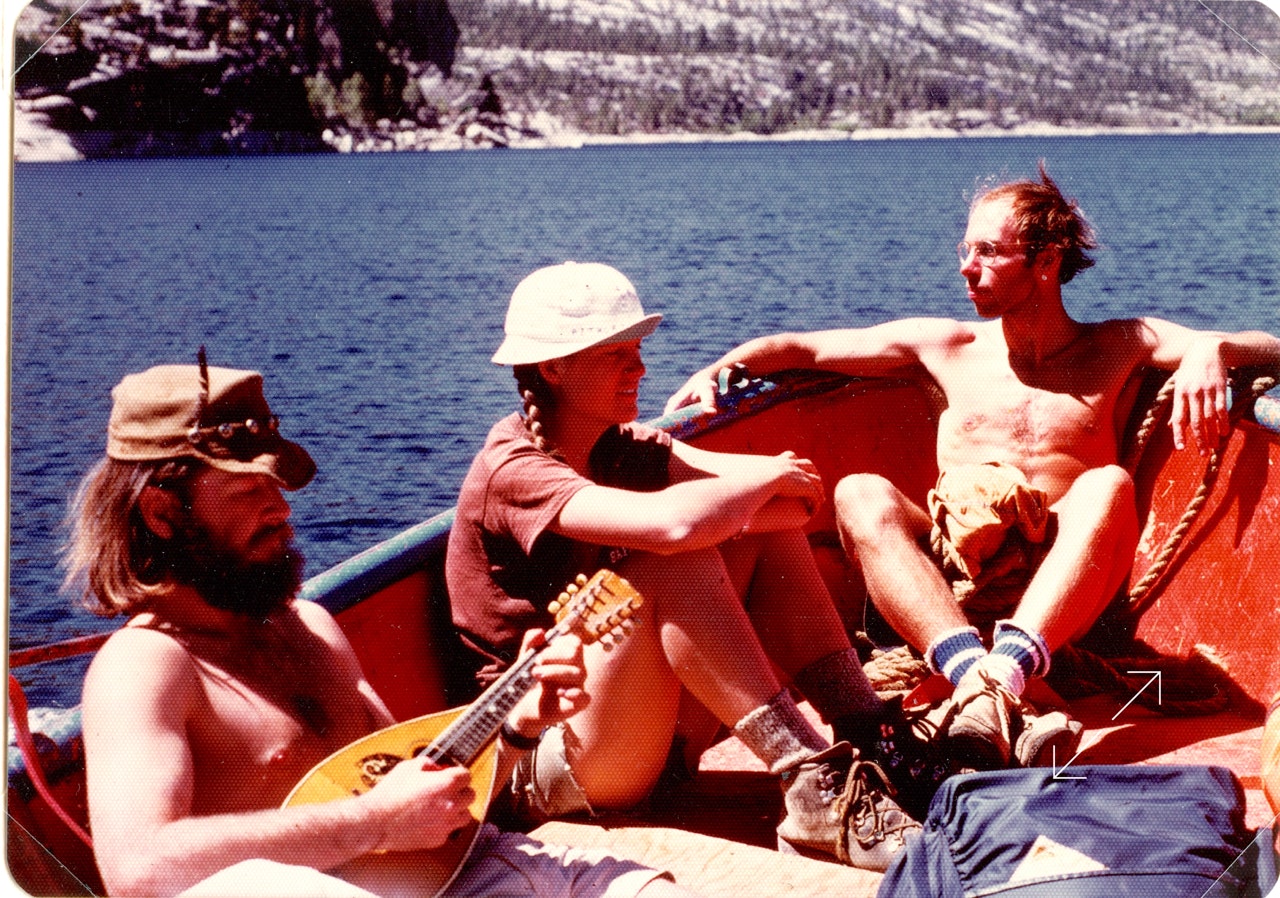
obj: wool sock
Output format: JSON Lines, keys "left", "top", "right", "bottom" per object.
{"left": 731, "top": 689, "right": 830, "bottom": 774}
{"left": 926, "top": 626, "right": 987, "bottom": 686}
{"left": 984, "top": 620, "right": 1051, "bottom": 696}
{"left": 791, "top": 647, "right": 885, "bottom": 748}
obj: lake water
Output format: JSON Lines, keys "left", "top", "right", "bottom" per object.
{"left": 10, "top": 133, "right": 1280, "bottom": 708}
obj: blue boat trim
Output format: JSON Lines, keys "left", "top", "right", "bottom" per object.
{"left": 301, "top": 509, "right": 455, "bottom": 616}
{"left": 1252, "top": 392, "right": 1280, "bottom": 434}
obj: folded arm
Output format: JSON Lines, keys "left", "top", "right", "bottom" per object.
{"left": 551, "top": 442, "right": 825, "bottom": 553}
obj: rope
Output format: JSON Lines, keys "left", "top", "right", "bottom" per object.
{"left": 1125, "top": 372, "right": 1276, "bottom": 613}
{"left": 858, "top": 641, "right": 930, "bottom": 697}
{"left": 1047, "top": 643, "right": 1233, "bottom": 716}
{"left": 1122, "top": 376, "right": 1178, "bottom": 473}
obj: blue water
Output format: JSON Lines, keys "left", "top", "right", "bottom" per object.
{"left": 10, "top": 134, "right": 1280, "bottom": 708}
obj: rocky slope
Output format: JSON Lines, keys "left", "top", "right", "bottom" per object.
{"left": 12, "top": 0, "right": 1280, "bottom": 160}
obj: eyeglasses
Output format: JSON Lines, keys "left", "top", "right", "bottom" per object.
{"left": 957, "top": 241, "right": 1027, "bottom": 264}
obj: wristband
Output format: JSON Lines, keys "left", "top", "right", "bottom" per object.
{"left": 500, "top": 721, "right": 542, "bottom": 751}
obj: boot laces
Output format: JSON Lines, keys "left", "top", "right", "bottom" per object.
{"left": 830, "top": 758, "right": 913, "bottom": 862}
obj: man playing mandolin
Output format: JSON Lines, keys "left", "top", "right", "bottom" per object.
{"left": 68, "top": 356, "right": 699, "bottom": 898}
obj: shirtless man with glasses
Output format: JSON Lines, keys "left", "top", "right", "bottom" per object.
{"left": 666, "top": 162, "right": 1280, "bottom": 772}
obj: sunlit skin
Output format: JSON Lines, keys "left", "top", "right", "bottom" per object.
{"left": 185, "top": 470, "right": 296, "bottom": 564}
{"left": 539, "top": 339, "right": 647, "bottom": 457}
{"left": 961, "top": 197, "right": 1046, "bottom": 320}
{"left": 665, "top": 191, "right": 1280, "bottom": 657}
{"left": 82, "top": 467, "right": 599, "bottom": 898}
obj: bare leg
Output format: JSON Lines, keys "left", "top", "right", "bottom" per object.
{"left": 1009, "top": 465, "right": 1137, "bottom": 650}
{"left": 565, "top": 546, "right": 792, "bottom": 808}
{"left": 834, "top": 473, "right": 965, "bottom": 652}
{"left": 719, "top": 529, "right": 853, "bottom": 679}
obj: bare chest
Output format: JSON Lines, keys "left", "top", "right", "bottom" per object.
{"left": 934, "top": 364, "right": 1127, "bottom": 496}
{"left": 942, "top": 384, "right": 1109, "bottom": 450}
{"left": 184, "top": 653, "right": 374, "bottom": 812}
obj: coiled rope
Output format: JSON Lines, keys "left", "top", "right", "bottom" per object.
{"left": 1124, "top": 372, "right": 1277, "bottom": 614}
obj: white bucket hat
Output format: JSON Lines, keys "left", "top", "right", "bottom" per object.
{"left": 492, "top": 261, "right": 662, "bottom": 366}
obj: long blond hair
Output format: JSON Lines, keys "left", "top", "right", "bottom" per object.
{"left": 61, "top": 456, "right": 197, "bottom": 617}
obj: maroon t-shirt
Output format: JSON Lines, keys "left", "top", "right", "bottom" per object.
{"left": 446, "top": 413, "right": 672, "bottom": 685}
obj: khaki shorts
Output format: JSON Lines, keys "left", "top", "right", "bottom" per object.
{"left": 176, "top": 827, "right": 668, "bottom": 898}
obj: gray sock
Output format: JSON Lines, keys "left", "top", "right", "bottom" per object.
{"left": 732, "top": 689, "right": 830, "bottom": 774}
{"left": 791, "top": 647, "right": 884, "bottom": 723}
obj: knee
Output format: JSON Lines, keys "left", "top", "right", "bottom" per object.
{"left": 833, "top": 473, "right": 905, "bottom": 540}
{"left": 1069, "top": 465, "right": 1135, "bottom": 512}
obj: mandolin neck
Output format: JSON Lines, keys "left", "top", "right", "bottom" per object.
{"left": 421, "top": 639, "right": 544, "bottom": 768}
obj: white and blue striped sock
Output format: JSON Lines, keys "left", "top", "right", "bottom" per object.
{"left": 926, "top": 626, "right": 987, "bottom": 686}
{"left": 989, "top": 620, "right": 1051, "bottom": 694}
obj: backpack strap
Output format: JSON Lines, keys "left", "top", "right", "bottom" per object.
{"left": 8, "top": 674, "right": 93, "bottom": 849}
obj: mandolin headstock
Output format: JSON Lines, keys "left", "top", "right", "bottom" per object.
{"left": 547, "top": 569, "right": 642, "bottom": 647}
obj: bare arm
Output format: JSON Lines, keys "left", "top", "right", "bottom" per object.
{"left": 83, "top": 627, "right": 474, "bottom": 897}
{"left": 1140, "top": 318, "right": 1280, "bottom": 454}
{"left": 551, "top": 442, "right": 824, "bottom": 553}
{"left": 492, "top": 628, "right": 591, "bottom": 787}
{"left": 664, "top": 318, "right": 962, "bottom": 414}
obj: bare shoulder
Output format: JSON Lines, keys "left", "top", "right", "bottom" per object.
{"left": 291, "top": 597, "right": 342, "bottom": 632}
{"left": 1091, "top": 317, "right": 1193, "bottom": 364}
{"left": 88, "top": 625, "right": 196, "bottom": 677}
{"left": 908, "top": 317, "right": 983, "bottom": 360}
{"left": 82, "top": 626, "right": 200, "bottom": 718}
{"left": 289, "top": 598, "right": 364, "bottom": 665}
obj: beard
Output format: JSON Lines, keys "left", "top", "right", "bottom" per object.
{"left": 160, "top": 517, "right": 305, "bottom": 619}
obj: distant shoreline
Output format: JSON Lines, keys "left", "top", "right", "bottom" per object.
{"left": 14, "top": 101, "right": 1280, "bottom": 164}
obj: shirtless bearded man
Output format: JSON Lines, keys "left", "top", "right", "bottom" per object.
{"left": 67, "top": 356, "right": 696, "bottom": 898}
{"left": 667, "top": 163, "right": 1280, "bottom": 771}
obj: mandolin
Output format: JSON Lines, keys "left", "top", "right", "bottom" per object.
{"left": 282, "top": 569, "right": 642, "bottom": 898}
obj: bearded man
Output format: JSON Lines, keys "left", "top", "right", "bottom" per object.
{"left": 65, "top": 356, "right": 697, "bottom": 898}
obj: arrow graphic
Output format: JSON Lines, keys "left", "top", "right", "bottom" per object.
{"left": 1051, "top": 743, "right": 1088, "bottom": 780}
{"left": 1111, "top": 670, "right": 1163, "bottom": 721}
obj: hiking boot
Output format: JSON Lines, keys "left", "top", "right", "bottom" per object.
{"left": 943, "top": 672, "right": 1085, "bottom": 772}
{"left": 1014, "top": 709, "right": 1084, "bottom": 769}
{"left": 943, "top": 671, "right": 1020, "bottom": 770}
{"left": 776, "top": 742, "right": 921, "bottom": 871}
{"left": 866, "top": 695, "right": 955, "bottom": 821}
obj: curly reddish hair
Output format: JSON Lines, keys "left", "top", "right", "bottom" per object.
{"left": 975, "top": 161, "right": 1098, "bottom": 284}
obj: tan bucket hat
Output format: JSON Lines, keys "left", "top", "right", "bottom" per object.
{"left": 107, "top": 356, "right": 316, "bottom": 490}
{"left": 491, "top": 261, "right": 662, "bottom": 366}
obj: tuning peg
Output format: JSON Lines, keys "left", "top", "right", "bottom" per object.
{"left": 576, "top": 573, "right": 589, "bottom": 587}
{"left": 547, "top": 590, "right": 570, "bottom": 615}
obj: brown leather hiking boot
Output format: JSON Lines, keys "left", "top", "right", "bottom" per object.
{"left": 1014, "top": 708, "right": 1084, "bottom": 768}
{"left": 943, "top": 671, "right": 1019, "bottom": 770}
{"left": 943, "top": 672, "right": 1083, "bottom": 771}
{"left": 776, "top": 742, "right": 921, "bottom": 871}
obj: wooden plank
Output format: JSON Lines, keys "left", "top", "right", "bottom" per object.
{"left": 530, "top": 821, "right": 884, "bottom": 898}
